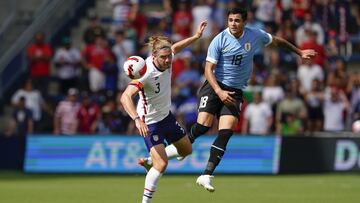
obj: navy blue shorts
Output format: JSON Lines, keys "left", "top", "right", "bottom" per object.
{"left": 144, "top": 112, "right": 186, "bottom": 151}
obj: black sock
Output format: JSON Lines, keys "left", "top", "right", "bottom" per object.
{"left": 203, "top": 129, "right": 233, "bottom": 175}
{"left": 189, "top": 123, "right": 210, "bottom": 143}
{"left": 204, "top": 146, "right": 224, "bottom": 175}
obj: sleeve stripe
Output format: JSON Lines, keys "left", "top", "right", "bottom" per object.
{"left": 264, "top": 33, "right": 273, "bottom": 46}
{"left": 129, "top": 80, "right": 144, "bottom": 89}
{"left": 206, "top": 56, "right": 217, "bottom": 64}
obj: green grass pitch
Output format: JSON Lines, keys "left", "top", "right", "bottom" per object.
{"left": 0, "top": 171, "right": 359, "bottom": 203}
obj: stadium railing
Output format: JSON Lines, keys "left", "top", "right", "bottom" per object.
{"left": 0, "top": 0, "right": 17, "bottom": 48}
{"left": 0, "top": 0, "right": 88, "bottom": 101}
{"left": 348, "top": 34, "right": 360, "bottom": 62}
{"left": 0, "top": 0, "right": 50, "bottom": 56}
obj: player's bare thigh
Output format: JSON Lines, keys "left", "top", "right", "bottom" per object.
{"left": 218, "top": 115, "right": 238, "bottom": 130}
{"left": 171, "top": 135, "right": 192, "bottom": 157}
{"left": 150, "top": 144, "right": 168, "bottom": 173}
{"left": 197, "top": 112, "right": 215, "bottom": 127}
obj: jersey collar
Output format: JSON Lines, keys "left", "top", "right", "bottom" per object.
{"left": 226, "top": 28, "right": 245, "bottom": 39}
{"left": 152, "top": 61, "right": 166, "bottom": 72}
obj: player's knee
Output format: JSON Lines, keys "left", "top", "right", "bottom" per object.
{"left": 192, "top": 123, "right": 210, "bottom": 135}
{"left": 213, "top": 129, "right": 233, "bottom": 149}
{"left": 153, "top": 159, "right": 168, "bottom": 173}
{"left": 189, "top": 123, "right": 211, "bottom": 143}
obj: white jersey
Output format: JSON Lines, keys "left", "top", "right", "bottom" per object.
{"left": 129, "top": 56, "right": 172, "bottom": 124}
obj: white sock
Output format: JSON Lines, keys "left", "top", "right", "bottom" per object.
{"left": 146, "top": 144, "right": 179, "bottom": 165}
{"left": 165, "top": 144, "right": 180, "bottom": 160}
{"left": 142, "top": 168, "right": 162, "bottom": 203}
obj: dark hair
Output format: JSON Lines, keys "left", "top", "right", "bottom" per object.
{"left": 115, "top": 29, "right": 125, "bottom": 36}
{"left": 227, "top": 7, "right": 248, "bottom": 21}
{"left": 24, "top": 78, "right": 32, "bottom": 86}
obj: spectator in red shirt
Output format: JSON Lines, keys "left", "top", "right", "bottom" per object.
{"left": 300, "top": 30, "right": 325, "bottom": 68}
{"left": 172, "top": 0, "right": 192, "bottom": 39}
{"left": 132, "top": 7, "right": 148, "bottom": 43}
{"left": 82, "top": 36, "right": 113, "bottom": 92}
{"left": 26, "top": 32, "right": 53, "bottom": 94}
{"left": 77, "top": 92, "right": 101, "bottom": 134}
{"left": 82, "top": 36, "right": 113, "bottom": 70}
{"left": 292, "top": 0, "right": 310, "bottom": 23}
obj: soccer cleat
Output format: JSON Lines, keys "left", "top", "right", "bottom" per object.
{"left": 176, "top": 156, "right": 185, "bottom": 161}
{"left": 196, "top": 175, "right": 215, "bottom": 192}
{"left": 138, "top": 158, "right": 152, "bottom": 172}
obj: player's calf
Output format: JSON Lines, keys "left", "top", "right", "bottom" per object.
{"left": 177, "top": 143, "right": 192, "bottom": 157}
{"left": 203, "top": 129, "right": 233, "bottom": 175}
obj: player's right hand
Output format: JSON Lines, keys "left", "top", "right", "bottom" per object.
{"left": 218, "top": 90, "right": 236, "bottom": 106}
{"left": 135, "top": 119, "right": 149, "bottom": 137}
{"left": 300, "top": 49, "right": 317, "bottom": 59}
{"left": 195, "top": 20, "right": 207, "bottom": 38}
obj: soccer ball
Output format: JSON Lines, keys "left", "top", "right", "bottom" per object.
{"left": 123, "top": 56, "right": 147, "bottom": 79}
{"left": 352, "top": 120, "right": 360, "bottom": 133}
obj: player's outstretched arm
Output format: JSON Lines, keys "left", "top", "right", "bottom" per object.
{"left": 120, "top": 84, "right": 149, "bottom": 137}
{"left": 270, "top": 35, "right": 317, "bottom": 59}
{"left": 171, "top": 20, "right": 207, "bottom": 54}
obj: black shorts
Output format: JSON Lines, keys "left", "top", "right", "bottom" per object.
{"left": 307, "top": 106, "right": 324, "bottom": 120}
{"left": 197, "top": 80, "right": 243, "bottom": 119}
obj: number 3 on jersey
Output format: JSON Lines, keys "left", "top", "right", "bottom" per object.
{"left": 155, "top": 82, "right": 160, "bottom": 93}
{"left": 199, "top": 96, "right": 208, "bottom": 108}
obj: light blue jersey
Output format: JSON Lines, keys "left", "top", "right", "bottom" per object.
{"left": 206, "top": 27, "right": 272, "bottom": 90}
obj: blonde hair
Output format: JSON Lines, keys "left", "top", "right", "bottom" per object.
{"left": 148, "top": 36, "right": 172, "bottom": 53}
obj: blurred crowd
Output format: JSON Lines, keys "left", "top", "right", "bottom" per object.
{"left": 5, "top": 0, "right": 360, "bottom": 137}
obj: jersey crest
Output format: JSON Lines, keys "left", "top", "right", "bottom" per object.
{"left": 244, "top": 43, "right": 251, "bottom": 52}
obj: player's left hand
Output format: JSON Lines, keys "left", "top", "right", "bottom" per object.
{"left": 135, "top": 119, "right": 149, "bottom": 137}
{"left": 195, "top": 20, "right": 208, "bottom": 38}
{"left": 218, "top": 90, "right": 236, "bottom": 106}
{"left": 300, "top": 49, "right": 317, "bottom": 59}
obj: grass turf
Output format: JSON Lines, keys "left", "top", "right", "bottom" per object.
{"left": 0, "top": 171, "right": 359, "bottom": 203}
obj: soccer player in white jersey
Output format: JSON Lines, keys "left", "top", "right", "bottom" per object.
{"left": 186, "top": 8, "right": 317, "bottom": 192}
{"left": 120, "top": 21, "right": 207, "bottom": 203}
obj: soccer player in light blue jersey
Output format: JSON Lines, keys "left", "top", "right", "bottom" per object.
{"left": 189, "top": 7, "right": 317, "bottom": 192}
